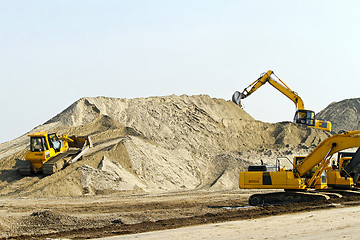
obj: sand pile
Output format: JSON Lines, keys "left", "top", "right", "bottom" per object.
{"left": 317, "top": 98, "right": 360, "bottom": 133}
{"left": 0, "top": 95, "right": 331, "bottom": 197}
{"left": 80, "top": 156, "right": 148, "bottom": 194}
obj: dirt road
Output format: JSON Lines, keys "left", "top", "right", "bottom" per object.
{"left": 1, "top": 190, "right": 359, "bottom": 239}
{"left": 95, "top": 205, "right": 360, "bottom": 240}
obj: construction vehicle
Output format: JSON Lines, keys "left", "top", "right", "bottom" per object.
{"left": 239, "top": 131, "right": 360, "bottom": 206}
{"left": 19, "top": 131, "right": 92, "bottom": 176}
{"left": 232, "top": 70, "right": 331, "bottom": 132}
{"left": 326, "top": 149, "right": 360, "bottom": 189}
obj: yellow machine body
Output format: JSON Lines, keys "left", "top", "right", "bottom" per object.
{"left": 326, "top": 155, "right": 360, "bottom": 189}
{"left": 25, "top": 132, "right": 69, "bottom": 171}
{"left": 315, "top": 119, "right": 332, "bottom": 132}
{"left": 239, "top": 131, "right": 360, "bottom": 191}
{"left": 22, "top": 131, "right": 91, "bottom": 175}
{"left": 239, "top": 158, "right": 328, "bottom": 191}
{"left": 239, "top": 170, "right": 307, "bottom": 190}
{"left": 326, "top": 169, "right": 353, "bottom": 189}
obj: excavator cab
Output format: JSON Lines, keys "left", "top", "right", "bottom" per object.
{"left": 293, "top": 110, "right": 315, "bottom": 126}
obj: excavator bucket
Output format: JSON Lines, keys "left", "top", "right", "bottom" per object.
{"left": 232, "top": 91, "right": 244, "bottom": 106}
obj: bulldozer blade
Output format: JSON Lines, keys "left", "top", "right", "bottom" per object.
{"left": 67, "top": 138, "right": 92, "bottom": 165}
{"left": 68, "top": 136, "right": 93, "bottom": 149}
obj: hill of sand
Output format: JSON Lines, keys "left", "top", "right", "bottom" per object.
{"left": 0, "top": 95, "right": 331, "bottom": 198}
{"left": 317, "top": 97, "right": 360, "bottom": 133}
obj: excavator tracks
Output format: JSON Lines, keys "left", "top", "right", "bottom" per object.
{"left": 248, "top": 191, "right": 341, "bottom": 206}
{"left": 42, "top": 150, "right": 80, "bottom": 175}
{"left": 247, "top": 189, "right": 360, "bottom": 206}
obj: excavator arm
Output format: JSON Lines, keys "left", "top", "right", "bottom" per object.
{"left": 295, "top": 131, "right": 360, "bottom": 185}
{"left": 232, "top": 70, "right": 305, "bottom": 110}
{"left": 232, "top": 70, "right": 332, "bottom": 132}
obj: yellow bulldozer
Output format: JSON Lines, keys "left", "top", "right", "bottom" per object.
{"left": 19, "top": 131, "right": 92, "bottom": 176}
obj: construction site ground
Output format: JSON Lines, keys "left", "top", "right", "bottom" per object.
{"left": 96, "top": 204, "right": 360, "bottom": 240}
{"left": 1, "top": 95, "right": 360, "bottom": 239}
{"left": 1, "top": 189, "right": 360, "bottom": 240}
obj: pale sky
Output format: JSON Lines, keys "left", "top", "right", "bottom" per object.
{"left": 1, "top": 0, "right": 359, "bottom": 143}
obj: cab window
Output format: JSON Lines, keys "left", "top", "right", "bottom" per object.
{"left": 48, "top": 133, "right": 61, "bottom": 152}
{"left": 30, "top": 137, "right": 48, "bottom": 152}
{"left": 306, "top": 111, "right": 315, "bottom": 126}
{"left": 294, "top": 110, "right": 315, "bottom": 126}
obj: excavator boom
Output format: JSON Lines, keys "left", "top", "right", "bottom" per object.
{"left": 233, "top": 70, "right": 304, "bottom": 109}
{"left": 296, "top": 131, "right": 360, "bottom": 176}
{"left": 232, "top": 70, "right": 331, "bottom": 132}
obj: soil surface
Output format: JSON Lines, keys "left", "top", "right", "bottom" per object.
{"left": 1, "top": 190, "right": 360, "bottom": 240}
{"left": 0, "top": 95, "right": 359, "bottom": 239}
{"left": 96, "top": 204, "right": 360, "bottom": 240}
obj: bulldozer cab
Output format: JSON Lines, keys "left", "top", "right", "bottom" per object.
{"left": 30, "top": 136, "right": 48, "bottom": 152}
{"left": 48, "top": 133, "right": 62, "bottom": 152}
{"left": 293, "top": 110, "right": 315, "bottom": 126}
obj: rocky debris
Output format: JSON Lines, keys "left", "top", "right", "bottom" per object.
{"left": 317, "top": 98, "right": 360, "bottom": 133}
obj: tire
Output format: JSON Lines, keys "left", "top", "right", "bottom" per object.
{"left": 249, "top": 195, "right": 264, "bottom": 206}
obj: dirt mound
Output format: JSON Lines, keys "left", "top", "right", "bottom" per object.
{"left": 45, "top": 98, "right": 102, "bottom": 127}
{"left": 80, "top": 156, "right": 148, "bottom": 194}
{"left": 317, "top": 98, "right": 360, "bottom": 133}
{"left": 0, "top": 95, "right": 331, "bottom": 197}
{"left": 26, "top": 210, "right": 79, "bottom": 228}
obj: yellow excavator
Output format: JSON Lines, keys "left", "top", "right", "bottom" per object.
{"left": 19, "top": 131, "right": 92, "bottom": 176}
{"left": 240, "top": 131, "right": 360, "bottom": 205}
{"left": 232, "top": 70, "right": 331, "bottom": 132}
